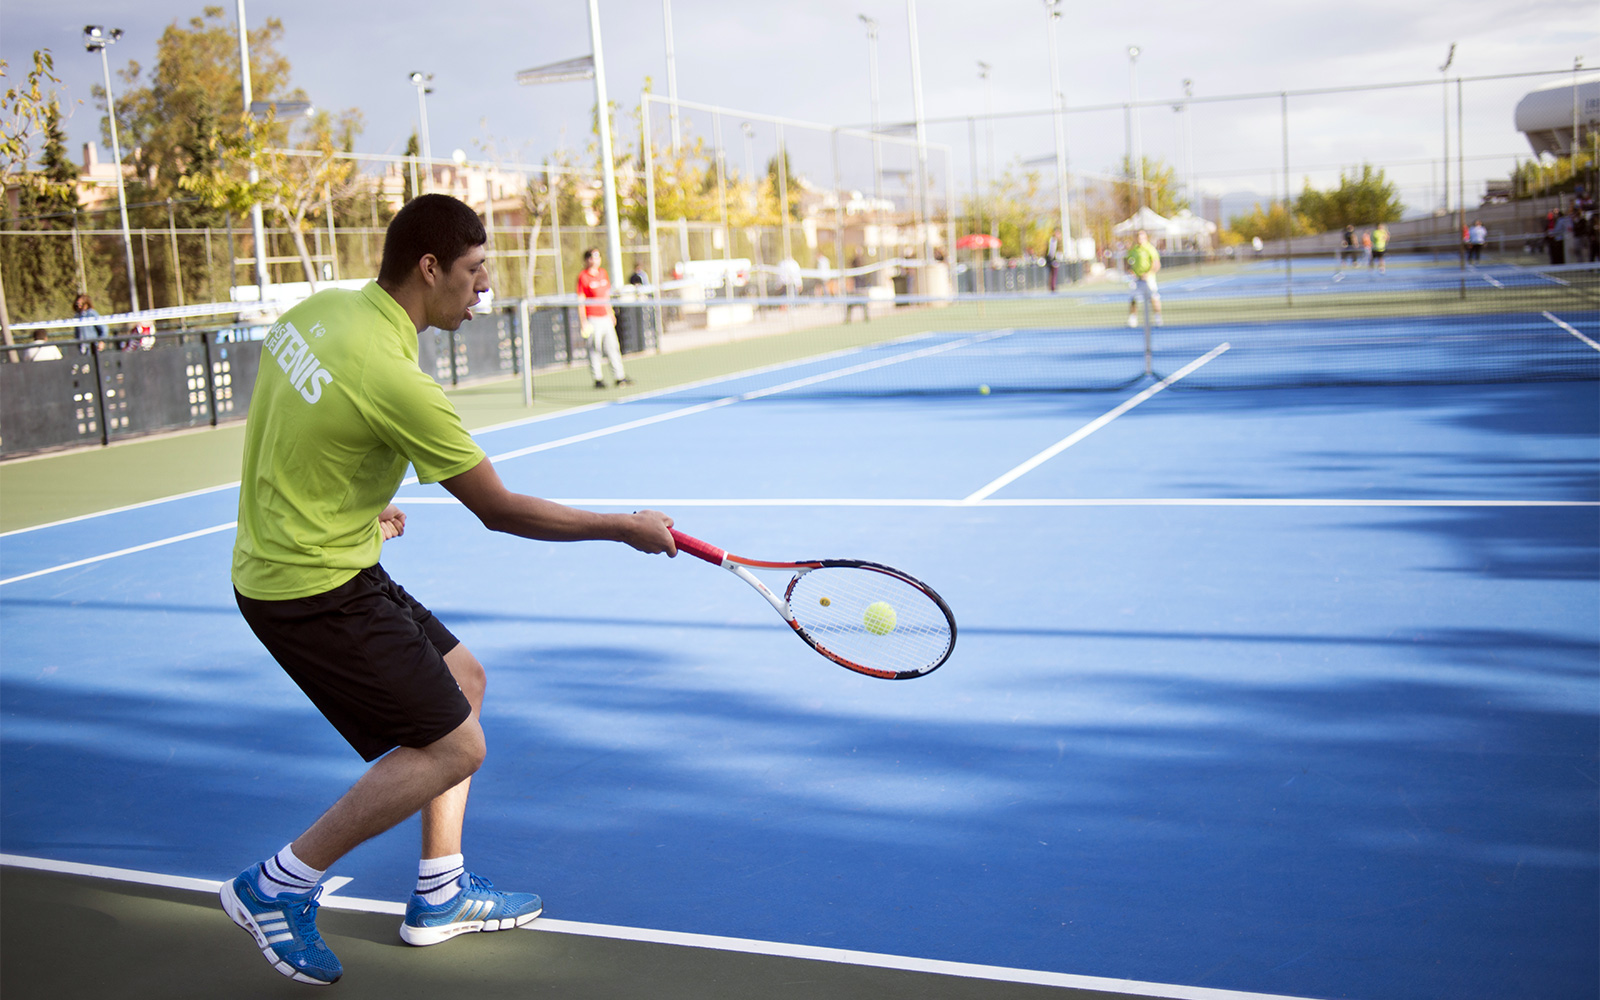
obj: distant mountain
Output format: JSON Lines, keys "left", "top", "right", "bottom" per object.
{"left": 1213, "top": 190, "right": 1270, "bottom": 225}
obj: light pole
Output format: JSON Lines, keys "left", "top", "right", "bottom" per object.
{"left": 232, "top": 0, "right": 274, "bottom": 297}
{"left": 1181, "top": 79, "right": 1195, "bottom": 214}
{"left": 1043, "top": 2, "right": 1075, "bottom": 262}
{"left": 1438, "top": 43, "right": 1455, "bottom": 214}
{"left": 1128, "top": 44, "right": 1144, "bottom": 213}
{"left": 410, "top": 72, "right": 434, "bottom": 195}
{"left": 663, "top": 0, "right": 681, "bottom": 152}
{"left": 978, "top": 61, "right": 996, "bottom": 238}
{"left": 583, "top": 0, "right": 626, "bottom": 287}
{"left": 859, "top": 14, "right": 883, "bottom": 258}
{"left": 905, "top": 0, "right": 935, "bottom": 270}
{"left": 84, "top": 25, "right": 140, "bottom": 313}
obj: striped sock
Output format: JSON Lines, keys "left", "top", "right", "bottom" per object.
{"left": 254, "top": 844, "right": 324, "bottom": 899}
{"left": 416, "top": 854, "right": 465, "bottom": 906}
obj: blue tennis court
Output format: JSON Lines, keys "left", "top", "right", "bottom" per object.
{"left": 3, "top": 310, "right": 1597, "bottom": 999}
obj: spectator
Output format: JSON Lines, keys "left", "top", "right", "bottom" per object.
{"left": 73, "top": 294, "right": 109, "bottom": 342}
{"left": 1550, "top": 209, "right": 1573, "bottom": 266}
{"left": 1466, "top": 220, "right": 1487, "bottom": 263}
{"left": 23, "top": 331, "right": 64, "bottom": 362}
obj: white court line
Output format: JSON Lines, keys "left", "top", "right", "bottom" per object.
{"left": 1542, "top": 311, "right": 1600, "bottom": 352}
{"left": 0, "top": 482, "right": 241, "bottom": 539}
{"left": 0, "top": 853, "right": 1314, "bottom": 1000}
{"left": 8, "top": 493, "right": 1594, "bottom": 588}
{"left": 962, "top": 343, "right": 1232, "bottom": 504}
{"left": 482, "top": 329, "right": 1014, "bottom": 465}
{"left": 0, "top": 334, "right": 1017, "bottom": 586}
{"left": 392, "top": 496, "right": 1599, "bottom": 509}
{"left": 1, "top": 328, "right": 957, "bottom": 534}
{"left": 0, "top": 521, "right": 237, "bottom": 588}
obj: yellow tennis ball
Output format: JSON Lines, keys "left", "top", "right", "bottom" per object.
{"left": 863, "top": 601, "right": 897, "bottom": 635}
{"left": 819, "top": 596, "right": 831, "bottom": 607}
{"left": 978, "top": 384, "right": 990, "bottom": 395}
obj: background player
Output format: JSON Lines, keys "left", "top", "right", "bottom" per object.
{"left": 1125, "top": 229, "right": 1163, "bottom": 328}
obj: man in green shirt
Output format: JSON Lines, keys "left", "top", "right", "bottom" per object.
{"left": 1125, "top": 229, "right": 1163, "bottom": 329}
{"left": 222, "top": 194, "right": 676, "bottom": 985}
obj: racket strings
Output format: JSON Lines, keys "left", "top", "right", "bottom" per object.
{"left": 786, "top": 567, "right": 953, "bottom": 676}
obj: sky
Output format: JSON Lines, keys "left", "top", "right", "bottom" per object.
{"left": 5, "top": 0, "right": 1598, "bottom": 218}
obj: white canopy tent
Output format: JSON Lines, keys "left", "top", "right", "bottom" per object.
{"left": 1112, "top": 207, "right": 1217, "bottom": 249}
{"left": 1111, "top": 206, "right": 1170, "bottom": 237}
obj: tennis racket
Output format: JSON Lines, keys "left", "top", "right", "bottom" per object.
{"left": 670, "top": 528, "right": 956, "bottom": 680}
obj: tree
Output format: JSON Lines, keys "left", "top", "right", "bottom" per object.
{"left": 181, "top": 108, "right": 364, "bottom": 288}
{"left": 1294, "top": 164, "right": 1403, "bottom": 231}
{"left": 1225, "top": 200, "right": 1313, "bottom": 242}
{"left": 97, "top": 6, "right": 296, "bottom": 225}
{"left": 0, "top": 49, "right": 69, "bottom": 342}
{"left": 1, "top": 98, "right": 93, "bottom": 323}
{"left": 401, "top": 131, "right": 420, "bottom": 204}
{"left": 1111, "top": 155, "right": 1186, "bottom": 220}
{"left": 958, "top": 167, "right": 1051, "bottom": 258}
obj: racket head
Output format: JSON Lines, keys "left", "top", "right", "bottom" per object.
{"left": 781, "top": 560, "right": 956, "bottom": 680}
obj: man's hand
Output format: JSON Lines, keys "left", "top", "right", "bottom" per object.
{"left": 622, "top": 510, "right": 677, "bottom": 556}
{"left": 379, "top": 504, "right": 407, "bottom": 541}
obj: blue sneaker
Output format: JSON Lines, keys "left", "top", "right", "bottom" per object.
{"left": 220, "top": 868, "right": 342, "bottom": 985}
{"left": 400, "top": 872, "right": 543, "bottom": 946}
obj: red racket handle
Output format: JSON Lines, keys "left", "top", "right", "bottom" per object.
{"left": 670, "top": 529, "right": 727, "bottom": 566}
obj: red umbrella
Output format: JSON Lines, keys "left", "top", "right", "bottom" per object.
{"left": 955, "top": 233, "right": 1001, "bottom": 250}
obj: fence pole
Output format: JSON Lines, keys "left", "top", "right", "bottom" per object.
{"left": 167, "top": 201, "right": 186, "bottom": 312}
{"left": 1456, "top": 76, "right": 1466, "bottom": 298}
{"left": 1281, "top": 91, "right": 1293, "bottom": 307}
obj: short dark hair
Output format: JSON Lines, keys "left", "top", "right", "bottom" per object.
{"left": 583, "top": 247, "right": 601, "bottom": 262}
{"left": 379, "top": 194, "right": 487, "bottom": 283}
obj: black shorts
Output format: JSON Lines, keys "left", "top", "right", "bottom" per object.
{"left": 235, "top": 564, "right": 472, "bottom": 762}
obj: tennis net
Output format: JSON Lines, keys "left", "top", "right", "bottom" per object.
{"left": 632, "top": 259, "right": 1599, "bottom": 398}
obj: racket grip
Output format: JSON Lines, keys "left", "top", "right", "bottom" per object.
{"left": 670, "top": 529, "right": 726, "bottom": 566}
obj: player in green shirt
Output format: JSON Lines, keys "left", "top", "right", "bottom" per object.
{"left": 222, "top": 194, "right": 677, "bottom": 985}
{"left": 1125, "top": 229, "right": 1163, "bottom": 329}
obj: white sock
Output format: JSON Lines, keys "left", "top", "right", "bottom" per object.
{"left": 416, "top": 854, "right": 465, "bottom": 905}
{"left": 255, "top": 843, "right": 324, "bottom": 899}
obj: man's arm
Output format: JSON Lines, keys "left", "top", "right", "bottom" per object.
{"left": 441, "top": 457, "right": 676, "bottom": 555}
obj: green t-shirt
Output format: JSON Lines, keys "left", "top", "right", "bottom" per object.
{"left": 232, "top": 281, "right": 486, "bottom": 600}
{"left": 1126, "top": 243, "right": 1159, "bottom": 277}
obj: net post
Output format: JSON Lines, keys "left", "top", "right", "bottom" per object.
{"left": 1143, "top": 304, "right": 1153, "bottom": 377}
{"left": 642, "top": 92, "right": 664, "bottom": 358}
{"left": 518, "top": 297, "right": 533, "bottom": 407}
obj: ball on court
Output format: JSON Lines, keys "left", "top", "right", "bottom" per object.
{"left": 819, "top": 596, "right": 831, "bottom": 607}
{"left": 978, "top": 384, "right": 991, "bottom": 395}
{"left": 863, "top": 601, "right": 897, "bottom": 635}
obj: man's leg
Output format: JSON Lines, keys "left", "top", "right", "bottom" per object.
{"left": 401, "top": 644, "right": 543, "bottom": 946}
{"left": 420, "top": 644, "right": 485, "bottom": 859}
{"left": 291, "top": 717, "right": 485, "bottom": 871}
{"left": 603, "top": 320, "right": 628, "bottom": 382}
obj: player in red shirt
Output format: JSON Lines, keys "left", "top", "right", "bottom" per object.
{"left": 577, "top": 248, "right": 629, "bottom": 388}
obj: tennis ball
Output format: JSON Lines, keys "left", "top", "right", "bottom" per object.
{"left": 820, "top": 596, "right": 831, "bottom": 607}
{"left": 863, "top": 601, "right": 897, "bottom": 635}
{"left": 978, "top": 384, "right": 991, "bottom": 395}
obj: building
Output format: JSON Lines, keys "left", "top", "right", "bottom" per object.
{"left": 1514, "top": 73, "right": 1600, "bottom": 157}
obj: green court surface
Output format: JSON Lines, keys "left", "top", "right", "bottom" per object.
{"left": 0, "top": 867, "right": 1144, "bottom": 1000}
